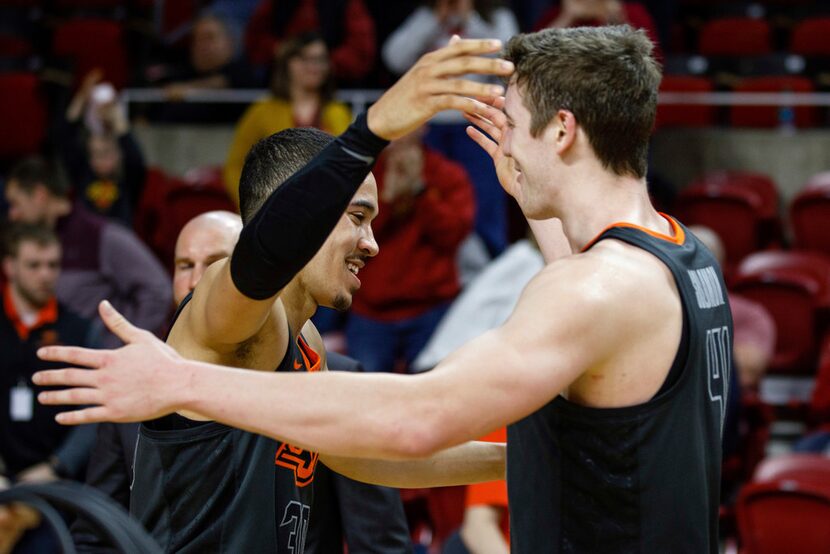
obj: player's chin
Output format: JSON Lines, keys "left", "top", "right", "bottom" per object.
{"left": 330, "top": 291, "right": 354, "bottom": 312}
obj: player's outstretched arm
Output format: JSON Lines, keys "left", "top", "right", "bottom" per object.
{"left": 36, "top": 256, "right": 622, "bottom": 461}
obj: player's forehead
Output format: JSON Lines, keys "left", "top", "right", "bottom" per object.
{"left": 350, "top": 173, "right": 378, "bottom": 212}
{"left": 505, "top": 81, "right": 533, "bottom": 121}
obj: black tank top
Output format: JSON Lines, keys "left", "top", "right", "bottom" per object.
{"left": 507, "top": 216, "right": 732, "bottom": 554}
{"left": 129, "top": 294, "right": 322, "bottom": 553}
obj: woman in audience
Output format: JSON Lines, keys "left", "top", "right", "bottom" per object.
{"left": 223, "top": 32, "right": 350, "bottom": 204}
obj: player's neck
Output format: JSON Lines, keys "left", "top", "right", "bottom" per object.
{"left": 278, "top": 280, "right": 317, "bottom": 338}
{"left": 558, "top": 172, "right": 663, "bottom": 251}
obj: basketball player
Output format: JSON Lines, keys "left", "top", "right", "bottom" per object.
{"left": 37, "top": 27, "right": 732, "bottom": 553}
{"left": 37, "top": 38, "right": 510, "bottom": 553}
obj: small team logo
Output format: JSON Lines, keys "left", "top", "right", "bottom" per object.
{"left": 293, "top": 359, "right": 303, "bottom": 370}
{"left": 275, "top": 443, "right": 319, "bottom": 487}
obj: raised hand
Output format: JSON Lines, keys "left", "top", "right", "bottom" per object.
{"left": 367, "top": 38, "right": 514, "bottom": 141}
{"left": 463, "top": 95, "right": 523, "bottom": 204}
{"left": 33, "top": 301, "right": 185, "bottom": 425}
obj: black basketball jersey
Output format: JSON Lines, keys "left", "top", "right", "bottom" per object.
{"left": 130, "top": 296, "right": 322, "bottom": 553}
{"left": 507, "top": 216, "right": 732, "bottom": 554}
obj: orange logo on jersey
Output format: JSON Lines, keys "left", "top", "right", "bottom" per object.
{"left": 275, "top": 443, "right": 319, "bottom": 487}
{"left": 293, "top": 359, "right": 303, "bottom": 370}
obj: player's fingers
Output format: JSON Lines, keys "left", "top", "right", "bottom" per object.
{"left": 429, "top": 38, "right": 503, "bottom": 62}
{"left": 448, "top": 34, "right": 461, "bottom": 46}
{"left": 98, "top": 300, "right": 153, "bottom": 344}
{"left": 421, "top": 77, "right": 504, "bottom": 100}
{"left": 429, "top": 56, "right": 513, "bottom": 79}
{"left": 38, "top": 386, "right": 102, "bottom": 407}
{"left": 465, "top": 126, "right": 499, "bottom": 158}
{"left": 54, "top": 406, "right": 112, "bottom": 425}
{"left": 32, "top": 367, "right": 99, "bottom": 388}
{"left": 36, "top": 345, "right": 106, "bottom": 367}
{"left": 463, "top": 112, "right": 502, "bottom": 141}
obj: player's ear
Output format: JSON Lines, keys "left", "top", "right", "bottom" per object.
{"left": 554, "top": 110, "right": 577, "bottom": 155}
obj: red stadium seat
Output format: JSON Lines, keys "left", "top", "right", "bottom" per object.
{"left": 699, "top": 18, "right": 771, "bottom": 57}
{"left": 52, "top": 18, "right": 128, "bottom": 89}
{"left": 675, "top": 184, "right": 764, "bottom": 269}
{"left": 791, "top": 17, "right": 830, "bottom": 57}
{"left": 737, "top": 457, "right": 830, "bottom": 553}
{"left": 732, "top": 251, "right": 830, "bottom": 375}
{"left": 135, "top": 166, "right": 237, "bottom": 270}
{"left": 656, "top": 75, "right": 716, "bottom": 128}
{"left": 808, "top": 336, "right": 830, "bottom": 426}
{"left": 752, "top": 453, "right": 830, "bottom": 484}
{"left": 0, "top": 72, "right": 46, "bottom": 159}
{"left": 737, "top": 455, "right": 830, "bottom": 554}
{"left": 791, "top": 179, "right": 830, "bottom": 257}
{"left": 692, "top": 171, "right": 779, "bottom": 221}
{"left": 729, "top": 76, "right": 817, "bottom": 128}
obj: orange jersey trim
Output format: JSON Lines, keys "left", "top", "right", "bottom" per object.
{"left": 580, "top": 213, "right": 685, "bottom": 253}
{"left": 3, "top": 283, "right": 58, "bottom": 341}
{"left": 297, "top": 334, "right": 321, "bottom": 373}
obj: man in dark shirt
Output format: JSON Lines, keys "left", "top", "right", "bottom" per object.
{"left": 0, "top": 224, "right": 97, "bottom": 552}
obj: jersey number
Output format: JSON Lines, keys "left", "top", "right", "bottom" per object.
{"left": 280, "top": 500, "right": 310, "bottom": 554}
{"left": 705, "top": 326, "right": 731, "bottom": 434}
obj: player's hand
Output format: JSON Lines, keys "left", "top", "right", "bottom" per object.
{"left": 463, "top": 95, "right": 523, "bottom": 203}
{"left": 33, "top": 301, "right": 185, "bottom": 425}
{"left": 367, "top": 37, "right": 514, "bottom": 140}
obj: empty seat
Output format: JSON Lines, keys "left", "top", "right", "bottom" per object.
{"left": 729, "top": 76, "right": 817, "bottom": 128}
{"left": 675, "top": 184, "right": 764, "bottom": 268}
{"left": 699, "top": 17, "right": 771, "bottom": 57}
{"left": 732, "top": 251, "right": 830, "bottom": 375}
{"left": 0, "top": 72, "right": 46, "bottom": 159}
{"left": 791, "top": 177, "right": 830, "bottom": 256}
{"left": 791, "top": 17, "right": 830, "bottom": 57}
{"left": 52, "top": 18, "right": 128, "bottom": 89}
{"left": 656, "top": 75, "right": 716, "bottom": 128}
{"left": 737, "top": 456, "right": 830, "bottom": 553}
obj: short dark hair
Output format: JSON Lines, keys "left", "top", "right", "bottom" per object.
{"left": 8, "top": 156, "right": 70, "bottom": 198}
{"left": 3, "top": 223, "right": 60, "bottom": 258}
{"left": 504, "top": 25, "right": 661, "bottom": 179}
{"left": 238, "top": 127, "right": 335, "bottom": 225}
{"left": 270, "top": 32, "right": 335, "bottom": 103}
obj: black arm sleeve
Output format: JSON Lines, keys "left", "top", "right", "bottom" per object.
{"left": 230, "top": 112, "right": 388, "bottom": 300}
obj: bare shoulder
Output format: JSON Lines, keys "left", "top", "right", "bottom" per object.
{"left": 507, "top": 241, "right": 679, "bottom": 352}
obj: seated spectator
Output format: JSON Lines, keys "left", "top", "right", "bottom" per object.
{"left": 245, "top": 0, "right": 375, "bottom": 85}
{"left": 381, "top": 1, "right": 519, "bottom": 257}
{"left": 0, "top": 224, "right": 97, "bottom": 553}
{"left": 534, "top": 0, "right": 659, "bottom": 54}
{"left": 146, "top": 11, "right": 259, "bottom": 122}
{"left": 224, "top": 32, "right": 351, "bottom": 204}
{"left": 382, "top": 0, "right": 519, "bottom": 77}
{"left": 345, "top": 127, "right": 474, "bottom": 373}
{"left": 4, "top": 157, "right": 172, "bottom": 348}
{"left": 60, "top": 70, "right": 146, "bottom": 228}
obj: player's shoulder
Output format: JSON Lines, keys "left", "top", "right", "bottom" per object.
{"left": 527, "top": 244, "right": 671, "bottom": 313}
